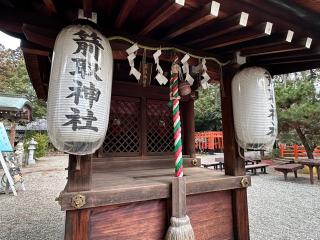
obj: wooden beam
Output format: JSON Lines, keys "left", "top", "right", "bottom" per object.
{"left": 162, "top": 1, "right": 220, "bottom": 41}
{"left": 201, "top": 22, "right": 273, "bottom": 50}
{"left": 21, "top": 41, "right": 50, "bottom": 56}
{"left": 65, "top": 209, "right": 90, "bottom": 240}
{"left": 67, "top": 154, "right": 92, "bottom": 192}
{"left": 0, "top": 9, "right": 65, "bottom": 35}
{"left": 115, "top": 0, "right": 139, "bottom": 29}
{"left": 181, "top": 99, "right": 195, "bottom": 157}
{"left": 22, "top": 24, "right": 58, "bottom": 49}
{"left": 249, "top": 49, "right": 320, "bottom": 64}
{"left": 267, "top": 58, "right": 320, "bottom": 65}
{"left": 240, "top": 42, "right": 306, "bottom": 57}
{"left": 186, "top": 12, "right": 249, "bottom": 46}
{"left": 139, "top": 1, "right": 184, "bottom": 36}
{"left": 42, "top": 0, "right": 57, "bottom": 14}
{"left": 221, "top": 66, "right": 245, "bottom": 176}
{"left": 221, "top": 65, "right": 249, "bottom": 239}
{"left": 82, "top": 0, "right": 92, "bottom": 18}
{"left": 23, "top": 53, "right": 47, "bottom": 100}
{"left": 232, "top": 189, "right": 250, "bottom": 240}
{"left": 268, "top": 61, "right": 320, "bottom": 75}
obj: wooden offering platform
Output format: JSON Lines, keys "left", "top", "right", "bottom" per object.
{"left": 59, "top": 164, "right": 250, "bottom": 240}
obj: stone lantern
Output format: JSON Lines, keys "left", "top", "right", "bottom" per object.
{"left": 27, "top": 138, "right": 38, "bottom": 165}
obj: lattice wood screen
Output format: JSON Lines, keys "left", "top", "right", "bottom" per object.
{"left": 103, "top": 97, "right": 140, "bottom": 155}
{"left": 146, "top": 100, "right": 173, "bottom": 153}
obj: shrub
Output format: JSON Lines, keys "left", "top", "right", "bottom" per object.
{"left": 23, "top": 132, "right": 49, "bottom": 158}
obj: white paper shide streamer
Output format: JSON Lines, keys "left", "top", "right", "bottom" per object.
{"left": 47, "top": 25, "right": 113, "bottom": 155}
{"left": 126, "top": 43, "right": 141, "bottom": 80}
{"left": 232, "top": 67, "right": 277, "bottom": 151}
{"left": 153, "top": 49, "right": 168, "bottom": 85}
{"left": 200, "top": 59, "right": 210, "bottom": 89}
{"left": 181, "top": 54, "right": 194, "bottom": 86}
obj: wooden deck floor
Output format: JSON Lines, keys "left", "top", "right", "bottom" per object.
{"left": 59, "top": 167, "right": 249, "bottom": 210}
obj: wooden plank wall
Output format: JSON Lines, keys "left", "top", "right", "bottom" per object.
{"left": 89, "top": 191, "right": 233, "bottom": 240}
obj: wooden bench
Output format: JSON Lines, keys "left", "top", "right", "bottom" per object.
{"left": 245, "top": 163, "right": 270, "bottom": 175}
{"left": 274, "top": 164, "right": 304, "bottom": 180}
{"left": 202, "top": 162, "right": 221, "bottom": 170}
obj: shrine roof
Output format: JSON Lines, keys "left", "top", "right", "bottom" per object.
{"left": 0, "top": 96, "right": 32, "bottom": 111}
{"left": 0, "top": 0, "right": 319, "bottom": 100}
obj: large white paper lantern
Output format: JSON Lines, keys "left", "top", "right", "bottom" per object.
{"left": 47, "top": 25, "right": 113, "bottom": 155}
{"left": 232, "top": 67, "right": 277, "bottom": 150}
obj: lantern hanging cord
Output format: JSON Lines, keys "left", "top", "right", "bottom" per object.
{"left": 107, "top": 36, "right": 230, "bottom": 67}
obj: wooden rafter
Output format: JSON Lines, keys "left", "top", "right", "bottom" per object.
{"left": 43, "top": 0, "right": 57, "bottom": 14}
{"left": 115, "top": 0, "right": 139, "bottom": 29}
{"left": 162, "top": 1, "right": 220, "bottom": 41}
{"left": 250, "top": 49, "right": 320, "bottom": 63}
{"left": 239, "top": 33, "right": 308, "bottom": 57}
{"left": 239, "top": 0, "right": 320, "bottom": 39}
{"left": 139, "top": 1, "right": 184, "bottom": 36}
{"left": 186, "top": 12, "right": 249, "bottom": 46}
{"left": 201, "top": 22, "right": 273, "bottom": 50}
{"left": 241, "top": 43, "right": 306, "bottom": 57}
{"left": 22, "top": 24, "right": 58, "bottom": 49}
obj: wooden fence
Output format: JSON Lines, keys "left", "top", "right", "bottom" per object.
{"left": 195, "top": 131, "right": 224, "bottom": 151}
{"left": 279, "top": 144, "right": 320, "bottom": 160}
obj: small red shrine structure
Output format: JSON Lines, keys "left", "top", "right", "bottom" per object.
{"left": 0, "top": 1, "right": 319, "bottom": 239}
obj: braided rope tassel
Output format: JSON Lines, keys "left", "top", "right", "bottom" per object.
{"left": 170, "top": 61, "right": 183, "bottom": 177}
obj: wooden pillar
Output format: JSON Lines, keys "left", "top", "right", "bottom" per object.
{"left": 65, "top": 154, "right": 92, "bottom": 240}
{"left": 182, "top": 99, "right": 196, "bottom": 158}
{"left": 221, "top": 66, "right": 249, "bottom": 240}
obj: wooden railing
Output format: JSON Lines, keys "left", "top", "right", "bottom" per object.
{"left": 195, "top": 131, "right": 224, "bottom": 151}
{"left": 279, "top": 144, "right": 320, "bottom": 160}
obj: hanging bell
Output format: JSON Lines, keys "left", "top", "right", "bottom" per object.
{"left": 179, "top": 81, "right": 192, "bottom": 96}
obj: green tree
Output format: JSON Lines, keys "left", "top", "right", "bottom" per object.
{"left": 0, "top": 45, "right": 46, "bottom": 119}
{"left": 275, "top": 69, "right": 320, "bottom": 159}
{"left": 194, "top": 84, "right": 222, "bottom": 131}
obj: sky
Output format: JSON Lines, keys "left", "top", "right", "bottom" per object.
{"left": 0, "top": 31, "right": 20, "bottom": 49}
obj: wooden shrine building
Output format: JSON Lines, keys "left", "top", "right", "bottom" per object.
{"left": 0, "top": 1, "right": 319, "bottom": 239}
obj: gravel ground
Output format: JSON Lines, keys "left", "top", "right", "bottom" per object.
{"left": 1, "top": 154, "right": 320, "bottom": 240}
{"left": 248, "top": 170, "right": 320, "bottom": 240}
{"left": 0, "top": 155, "right": 67, "bottom": 240}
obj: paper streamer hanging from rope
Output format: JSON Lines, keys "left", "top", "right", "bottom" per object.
{"left": 126, "top": 43, "right": 141, "bottom": 80}
{"left": 153, "top": 49, "right": 168, "bottom": 85}
{"left": 181, "top": 54, "right": 194, "bottom": 86}
{"left": 200, "top": 58, "right": 210, "bottom": 89}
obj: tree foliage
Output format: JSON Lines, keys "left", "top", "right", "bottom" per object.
{"left": 0, "top": 44, "right": 46, "bottom": 119}
{"left": 275, "top": 69, "right": 320, "bottom": 158}
{"left": 194, "top": 84, "right": 222, "bottom": 131}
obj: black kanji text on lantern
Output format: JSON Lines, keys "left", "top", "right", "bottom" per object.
{"left": 63, "top": 29, "right": 105, "bottom": 132}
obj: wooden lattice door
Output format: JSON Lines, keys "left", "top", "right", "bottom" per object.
{"left": 102, "top": 96, "right": 141, "bottom": 156}
{"left": 102, "top": 96, "right": 174, "bottom": 157}
{"left": 146, "top": 100, "right": 174, "bottom": 154}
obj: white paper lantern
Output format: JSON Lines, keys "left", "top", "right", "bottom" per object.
{"left": 47, "top": 25, "right": 113, "bottom": 155}
{"left": 232, "top": 67, "right": 277, "bottom": 150}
